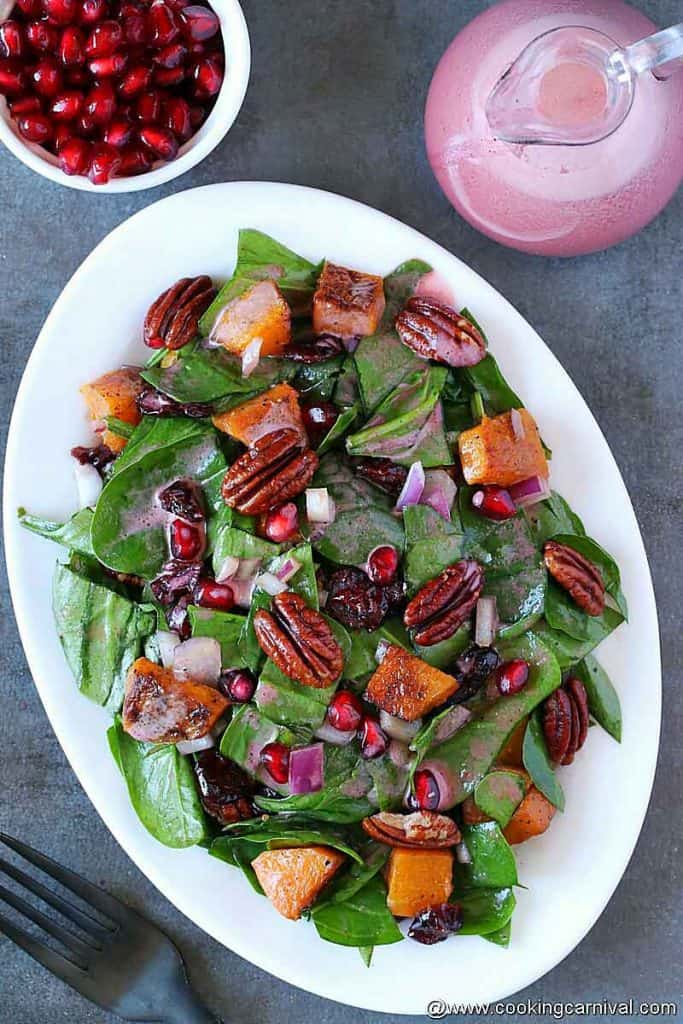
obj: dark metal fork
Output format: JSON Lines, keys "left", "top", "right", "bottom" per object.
{"left": 0, "top": 833, "right": 221, "bottom": 1023}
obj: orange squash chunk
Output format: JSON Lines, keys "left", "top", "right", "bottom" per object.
{"left": 503, "top": 785, "right": 555, "bottom": 845}
{"left": 458, "top": 409, "right": 548, "bottom": 487}
{"left": 385, "top": 848, "right": 453, "bottom": 918}
{"left": 313, "top": 261, "right": 386, "bottom": 339}
{"left": 122, "top": 657, "right": 229, "bottom": 744}
{"left": 497, "top": 717, "right": 528, "bottom": 769}
{"left": 461, "top": 797, "right": 493, "bottom": 826}
{"left": 80, "top": 367, "right": 143, "bottom": 454}
{"left": 365, "top": 645, "right": 458, "bottom": 721}
{"left": 212, "top": 383, "right": 305, "bottom": 446}
{"left": 209, "top": 279, "right": 291, "bottom": 357}
{"left": 252, "top": 846, "right": 345, "bottom": 920}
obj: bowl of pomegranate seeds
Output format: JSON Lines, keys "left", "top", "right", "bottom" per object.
{"left": 0, "top": 0, "right": 249, "bottom": 189}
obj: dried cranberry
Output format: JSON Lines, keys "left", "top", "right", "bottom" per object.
{"left": 359, "top": 717, "right": 388, "bottom": 759}
{"left": 150, "top": 558, "right": 201, "bottom": 606}
{"left": 283, "top": 333, "right": 344, "bottom": 364}
{"left": 218, "top": 668, "right": 256, "bottom": 704}
{"left": 157, "top": 479, "right": 204, "bottom": 522}
{"left": 408, "top": 903, "right": 463, "bottom": 944}
{"left": 495, "top": 659, "right": 529, "bottom": 696}
{"left": 301, "top": 401, "right": 339, "bottom": 447}
{"left": 449, "top": 645, "right": 500, "bottom": 705}
{"left": 412, "top": 768, "right": 440, "bottom": 810}
{"left": 263, "top": 502, "right": 299, "bottom": 543}
{"left": 169, "top": 518, "right": 204, "bottom": 560}
{"left": 260, "top": 742, "right": 290, "bottom": 785}
{"left": 326, "top": 566, "right": 390, "bottom": 632}
{"left": 471, "top": 485, "right": 517, "bottom": 521}
{"left": 136, "top": 386, "right": 213, "bottom": 418}
{"left": 353, "top": 457, "right": 408, "bottom": 498}
{"left": 366, "top": 545, "right": 399, "bottom": 586}
{"left": 326, "top": 690, "right": 363, "bottom": 733}
{"left": 193, "top": 578, "right": 234, "bottom": 611}
{"left": 70, "top": 442, "right": 114, "bottom": 475}
{"left": 193, "top": 750, "right": 256, "bottom": 824}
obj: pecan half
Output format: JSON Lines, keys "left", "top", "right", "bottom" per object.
{"left": 542, "top": 677, "right": 590, "bottom": 765}
{"left": 352, "top": 456, "right": 408, "bottom": 497}
{"left": 362, "top": 810, "right": 461, "bottom": 849}
{"left": 562, "top": 677, "right": 589, "bottom": 764}
{"left": 144, "top": 275, "right": 216, "bottom": 351}
{"left": 221, "top": 429, "right": 319, "bottom": 514}
{"left": 253, "top": 591, "right": 343, "bottom": 688}
{"left": 543, "top": 540, "right": 605, "bottom": 616}
{"left": 403, "top": 560, "right": 484, "bottom": 646}
{"left": 395, "top": 297, "right": 486, "bottom": 368}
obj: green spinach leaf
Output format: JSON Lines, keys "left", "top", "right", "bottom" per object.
{"left": 544, "top": 534, "right": 627, "bottom": 646}
{"left": 18, "top": 507, "right": 95, "bottom": 557}
{"left": 457, "top": 887, "right": 516, "bottom": 936}
{"left": 214, "top": 817, "right": 363, "bottom": 863}
{"left": 311, "top": 874, "right": 403, "bottom": 948}
{"left": 188, "top": 605, "right": 246, "bottom": 664}
{"left": 523, "top": 711, "right": 565, "bottom": 810}
{"left": 573, "top": 654, "right": 622, "bottom": 742}
{"left": 474, "top": 770, "right": 526, "bottom": 827}
{"left": 143, "top": 345, "right": 296, "bottom": 405}
{"left": 458, "top": 822, "right": 518, "bottom": 889}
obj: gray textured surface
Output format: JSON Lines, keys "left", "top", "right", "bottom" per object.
{"left": 1, "top": 1, "right": 681, "bottom": 1021}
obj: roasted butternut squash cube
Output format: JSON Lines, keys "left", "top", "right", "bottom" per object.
{"left": 458, "top": 409, "right": 548, "bottom": 487}
{"left": 365, "top": 645, "right": 458, "bottom": 721}
{"left": 503, "top": 785, "right": 555, "bottom": 845}
{"left": 385, "top": 848, "right": 453, "bottom": 918}
{"left": 209, "top": 280, "right": 291, "bottom": 357}
{"left": 122, "top": 657, "right": 229, "bottom": 744}
{"left": 312, "top": 261, "right": 386, "bottom": 339}
{"left": 461, "top": 796, "right": 493, "bottom": 826}
{"left": 497, "top": 718, "right": 528, "bottom": 769}
{"left": 252, "top": 846, "right": 345, "bottom": 920}
{"left": 80, "top": 367, "right": 143, "bottom": 454}
{"left": 212, "top": 383, "right": 305, "bottom": 445}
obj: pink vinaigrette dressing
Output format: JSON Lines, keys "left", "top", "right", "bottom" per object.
{"left": 425, "top": 0, "right": 683, "bottom": 256}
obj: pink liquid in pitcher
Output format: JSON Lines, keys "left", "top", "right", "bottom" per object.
{"left": 425, "top": 0, "right": 683, "bottom": 256}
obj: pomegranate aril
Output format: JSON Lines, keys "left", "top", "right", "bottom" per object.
{"left": 25, "top": 20, "right": 59, "bottom": 52}
{"left": 66, "top": 65, "right": 88, "bottom": 85}
{"left": 471, "top": 485, "right": 517, "bottom": 521}
{"left": 180, "top": 5, "right": 219, "bottom": 42}
{"left": 122, "top": 11, "right": 146, "bottom": 44}
{"left": 164, "top": 94, "right": 191, "bottom": 138}
{"left": 103, "top": 115, "right": 131, "bottom": 146}
{"left": 85, "top": 18, "right": 122, "bottom": 56}
{"left": 360, "top": 717, "right": 388, "bottom": 759}
{"left": 87, "top": 140, "right": 121, "bottom": 182}
{"left": 139, "top": 124, "right": 177, "bottom": 159}
{"left": 78, "top": 0, "right": 107, "bottom": 24}
{"left": 118, "top": 63, "right": 151, "bottom": 97}
{"left": 301, "top": 401, "right": 338, "bottom": 447}
{"left": 366, "top": 545, "right": 399, "bottom": 586}
{"left": 17, "top": 112, "right": 53, "bottom": 142}
{"left": 15, "top": 0, "right": 42, "bottom": 16}
{"left": 154, "top": 40, "right": 186, "bottom": 67}
{"left": 153, "top": 64, "right": 184, "bottom": 86}
{"left": 88, "top": 52, "right": 127, "bottom": 77}
{"left": 259, "top": 742, "right": 290, "bottom": 785}
{"left": 53, "top": 121, "right": 73, "bottom": 149}
{"left": 44, "top": 0, "right": 79, "bottom": 26}
{"left": 166, "top": 0, "right": 189, "bottom": 10}
{"left": 169, "top": 517, "right": 204, "bottom": 560}
{"left": 84, "top": 79, "right": 115, "bottom": 122}
{"left": 9, "top": 94, "right": 42, "bottom": 115}
{"left": 75, "top": 110, "right": 96, "bottom": 135}
{"left": 263, "top": 502, "right": 299, "bottom": 543}
{"left": 495, "top": 658, "right": 529, "bottom": 696}
{"left": 58, "top": 25, "right": 85, "bottom": 65}
{"left": 0, "top": 21, "right": 24, "bottom": 60}
{"left": 188, "top": 103, "right": 204, "bottom": 130}
{"left": 50, "top": 88, "right": 84, "bottom": 119}
{"left": 413, "top": 768, "right": 440, "bottom": 811}
{"left": 327, "top": 690, "right": 363, "bottom": 733}
{"left": 58, "top": 134, "right": 90, "bottom": 173}
{"left": 117, "top": 141, "right": 151, "bottom": 174}
{"left": 31, "top": 57, "right": 63, "bottom": 97}
{"left": 135, "top": 87, "right": 162, "bottom": 121}
{"left": 218, "top": 668, "right": 256, "bottom": 704}
{"left": 190, "top": 52, "right": 221, "bottom": 97}
{"left": 146, "top": 1, "right": 179, "bottom": 47}
{"left": 193, "top": 578, "right": 234, "bottom": 612}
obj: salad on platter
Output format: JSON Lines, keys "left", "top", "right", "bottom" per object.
{"left": 18, "top": 230, "right": 626, "bottom": 961}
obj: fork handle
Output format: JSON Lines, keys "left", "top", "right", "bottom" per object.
{"left": 163, "top": 983, "right": 223, "bottom": 1024}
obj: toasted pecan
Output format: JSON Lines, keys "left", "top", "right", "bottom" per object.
{"left": 144, "top": 276, "right": 216, "bottom": 350}
{"left": 362, "top": 811, "right": 461, "bottom": 849}
{"left": 403, "top": 560, "right": 484, "bottom": 646}
{"left": 544, "top": 540, "right": 605, "bottom": 616}
{"left": 221, "top": 429, "right": 319, "bottom": 515}
{"left": 254, "top": 591, "right": 343, "bottom": 688}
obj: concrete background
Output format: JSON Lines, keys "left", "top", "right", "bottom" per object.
{"left": 1, "top": 1, "right": 681, "bottom": 1021}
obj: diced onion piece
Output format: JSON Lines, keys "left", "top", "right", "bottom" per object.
{"left": 379, "top": 710, "right": 422, "bottom": 743}
{"left": 172, "top": 637, "right": 221, "bottom": 686}
{"left": 474, "top": 596, "right": 498, "bottom": 647}
{"left": 388, "top": 739, "right": 412, "bottom": 767}
{"left": 510, "top": 408, "right": 525, "bottom": 440}
{"left": 508, "top": 475, "right": 552, "bottom": 509}
{"left": 394, "top": 460, "right": 425, "bottom": 511}
{"left": 306, "top": 487, "right": 335, "bottom": 524}
{"left": 432, "top": 704, "right": 472, "bottom": 745}
{"left": 236, "top": 557, "right": 262, "bottom": 580}
{"left": 230, "top": 576, "right": 258, "bottom": 608}
{"left": 73, "top": 461, "right": 103, "bottom": 509}
{"left": 314, "top": 721, "right": 356, "bottom": 746}
{"left": 275, "top": 557, "right": 302, "bottom": 584}
{"left": 241, "top": 337, "right": 263, "bottom": 377}
{"left": 375, "top": 639, "right": 391, "bottom": 664}
{"left": 420, "top": 468, "right": 457, "bottom": 521}
{"left": 215, "top": 555, "right": 240, "bottom": 582}
{"left": 156, "top": 630, "right": 181, "bottom": 668}
{"left": 256, "top": 571, "right": 288, "bottom": 596}
{"left": 456, "top": 840, "right": 472, "bottom": 865}
{"left": 177, "top": 734, "right": 215, "bottom": 756}
{"left": 288, "top": 742, "right": 324, "bottom": 795}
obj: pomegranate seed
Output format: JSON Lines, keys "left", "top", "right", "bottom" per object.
{"left": 366, "top": 545, "right": 399, "bottom": 586}
{"left": 15, "top": 0, "right": 42, "bottom": 16}
{"left": 44, "top": 0, "right": 79, "bottom": 26}
{"left": 58, "top": 24, "right": 85, "bottom": 64}
{"left": 180, "top": 5, "right": 219, "bottom": 41}
{"left": 49, "top": 88, "right": 83, "bottom": 118}
{"left": 413, "top": 768, "right": 440, "bottom": 810}
{"left": 135, "top": 87, "right": 162, "bottom": 121}
{"left": 117, "top": 141, "right": 151, "bottom": 174}
{"left": 193, "top": 578, "right": 234, "bottom": 611}
{"left": 139, "top": 124, "right": 177, "bottom": 159}
{"left": 88, "top": 51, "right": 127, "bottom": 76}
{"left": 169, "top": 517, "right": 203, "bottom": 560}
{"left": 53, "top": 121, "right": 73, "bottom": 148}
{"left": 17, "top": 112, "right": 53, "bottom": 142}
{"left": 122, "top": 11, "right": 146, "bottom": 44}
{"left": 327, "top": 690, "right": 363, "bottom": 733}
{"left": 471, "top": 485, "right": 517, "bottom": 521}
{"left": 164, "top": 94, "right": 191, "bottom": 138}
{"left": 218, "top": 668, "right": 256, "bottom": 703}
{"left": 259, "top": 742, "right": 290, "bottom": 785}
{"left": 0, "top": 21, "right": 24, "bottom": 59}
{"left": 58, "top": 134, "right": 90, "bottom": 173}
{"left": 84, "top": 79, "right": 115, "bottom": 121}
{"left": 78, "top": 0, "right": 107, "bottom": 24}
{"left": 25, "top": 20, "right": 59, "bottom": 51}
{"left": 187, "top": 38, "right": 205, "bottom": 56}
{"left": 188, "top": 102, "right": 204, "bottom": 130}
{"left": 360, "top": 717, "right": 389, "bottom": 759}
{"left": 85, "top": 18, "right": 122, "bottom": 56}
{"left": 87, "top": 140, "right": 120, "bottom": 182}
{"left": 9, "top": 94, "right": 42, "bottom": 115}
{"left": 66, "top": 65, "right": 88, "bottom": 85}
{"left": 263, "top": 502, "right": 299, "bottom": 543}
{"left": 118, "top": 62, "right": 151, "bottom": 97}
{"left": 190, "top": 52, "right": 221, "bottom": 97}
{"left": 301, "top": 401, "right": 338, "bottom": 447}
{"left": 75, "top": 110, "right": 96, "bottom": 134}
{"left": 119, "top": 0, "right": 143, "bottom": 16}
{"left": 495, "top": 659, "right": 530, "bottom": 696}
{"left": 153, "top": 63, "right": 183, "bottom": 86}
{"left": 32, "top": 57, "right": 63, "bottom": 97}
{"left": 146, "top": 1, "right": 179, "bottom": 47}
{"left": 166, "top": 0, "right": 189, "bottom": 10}
{"left": 154, "top": 40, "right": 186, "bottom": 67}
{"left": 102, "top": 115, "right": 131, "bottom": 146}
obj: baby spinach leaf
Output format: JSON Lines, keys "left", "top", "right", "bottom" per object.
{"left": 459, "top": 313, "right": 522, "bottom": 414}
{"left": 219, "top": 705, "right": 296, "bottom": 775}
{"left": 294, "top": 355, "right": 345, "bottom": 402}
{"left": 403, "top": 504, "right": 463, "bottom": 593}
{"left": 255, "top": 743, "right": 373, "bottom": 823}
{"left": 354, "top": 259, "right": 431, "bottom": 412}
{"left": 458, "top": 822, "right": 518, "bottom": 889}
{"left": 544, "top": 534, "right": 627, "bottom": 646}
{"left": 18, "top": 507, "right": 95, "bottom": 557}
{"left": 359, "top": 947, "right": 373, "bottom": 967}
{"left": 482, "top": 920, "right": 512, "bottom": 947}
{"left": 209, "top": 836, "right": 264, "bottom": 894}
{"left": 106, "top": 416, "right": 134, "bottom": 440}
{"left": 211, "top": 525, "right": 280, "bottom": 579}
{"left": 457, "top": 887, "right": 516, "bottom": 936}
{"left": 317, "top": 403, "right": 360, "bottom": 456}
{"left": 311, "top": 874, "right": 403, "bottom": 948}
{"left": 365, "top": 753, "right": 410, "bottom": 812}
{"left": 334, "top": 356, "right": 361, "bottom": 409}
{"left": 474, "top": 770, "right": 526, "bottom": 827}
{"left": 485, "top": 564, "right": 546, "bottom": 637}
{"left": 523, "top": 712, "right": 565, "bottom": 811}
{"left": 532, "top": 621, "right": 596, "bottom": 670}
{"left": 317, "top": 840, "right": 390, "bottom": 906}
{"left": 530, "top": 492, "right": 585, "bottom": 546}
{"left": 53, "top": 562, "right": 155, "bottom": 711}
{"left": 573, "top": 654, "right": 622, "bottom": 742}
{"left": 111, "top": 717, "right": 208, "bottom": 848}
{"left": 256, "top": 657, "right": 336, "bottom": 731}
{"left": 143, "top": 345, "right": 296, "bottom": 404}
{"left": 215, "top": 817, "right": 363, "bottom": 863}
{"left": 459, "top": 486, "right": 538, "bottom": 578}
{"left": 344, "top": 618, "right": 410, "bottom": 682}
{"left": 414, "top": 623, "right": 471, "bottom": 669}
{"left": 188, "top": 606, "right": 246, "bottom": 664}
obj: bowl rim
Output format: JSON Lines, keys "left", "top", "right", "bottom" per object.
{"left": 0, "top": 0, "right": 251, "bottom": 193}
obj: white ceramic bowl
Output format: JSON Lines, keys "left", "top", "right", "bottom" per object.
{"left": 3, "top": 183, "right": 661, "bottom": 1014}
{"left": 0, "top": 0, "right": 250, "bottom": 192}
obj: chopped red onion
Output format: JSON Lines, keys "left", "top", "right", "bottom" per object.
{"left": 73, "top": 460, "right": 103, "bottom": 509}
{"left": 275, "top": 557, "right": 302, "bottom": 584}
{"left": 215, "top": 555, "right": 240, "bottom": 582}
{"left": 156, "top": 630, "right": 180, "bottom": 668}
{"left": 256, "top": 571, "right": 289, "bottom": 596}
{"left": 508, "top": 475, "right": 552, "bottom": 508}
{"left": 420, "top": 469, "right": 457, "bottom": 521}
{"left": 176, "top": 734, "right": 215, "bottom": 756}
{"left": 455, "top": 840, "right": 472, "bottom": 865}
{"left": 236, "top": 557, "right": 262, "bottom": 580}
{"left": 375, "top": 639, "right": 391, "bottom": 664}
{"left": 388, "top": 739, "right": 412, "bottom": 767}
{"left": 394, "top": 460, "right": 425, "bottom": 511}
{"left": 306, "top": 487, "right": 336, "bottom": 524}
{"left": 230, "top": 576, "right": 258, "bottom": 608}
{"left": 314, "top": 721, "right": 356, "bottom": 746}
{"left": 172, "top": 637, "right": 221, "bottom": 686}
{"left": 379, "top": 710, "right": 422, "bottom": 743}
{"left": 431, "top": 705, "right": 472, "bottom": 745}
{"left": 510, "top": 408, "right": 525, "bottom": 440}
{"left": 241, "top": 337, "right": 262, "bottom": 377}
{"left": 475, "top": 596, "right": 498, "bottom": 647}
{"left": 288, "top": 743, "right": 324, "bottom": 794}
